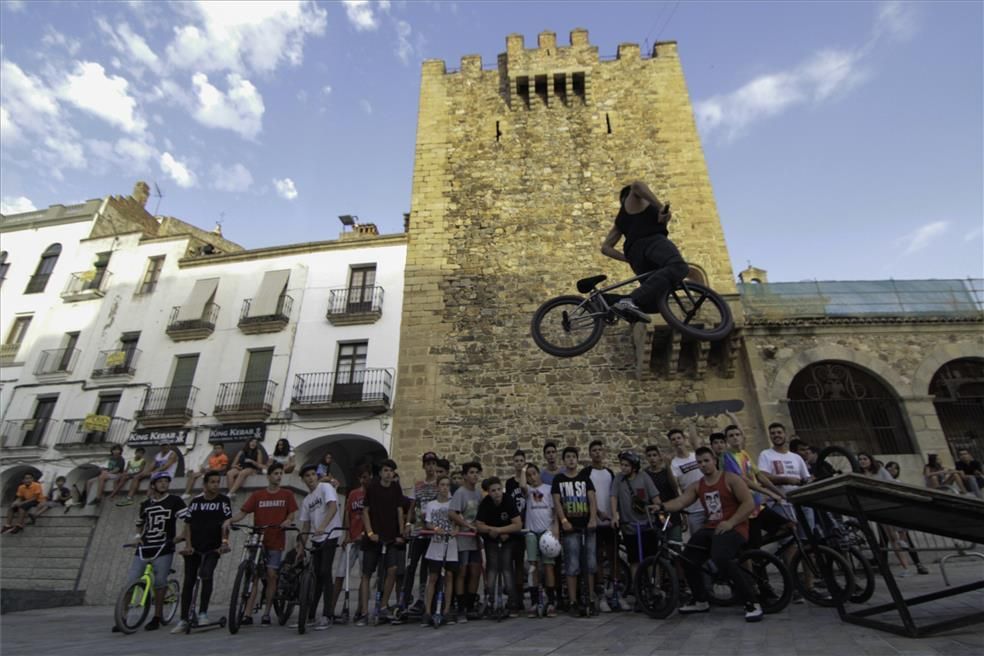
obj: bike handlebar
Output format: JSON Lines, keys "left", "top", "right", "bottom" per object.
{"left": 230, "top": 523, "right": 298, "bottom": 532}
{"left": 420, "top": 530, "right": 476, "bottom": 537}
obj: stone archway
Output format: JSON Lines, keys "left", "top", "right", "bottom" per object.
{"left": 294, "top": 434, "right": 387, "bottom": 493}
{"left": 767, "top": 344, "right": 910, "bottom": 406}
{"left": 1, "top": 464, "right": 43, "bottom": 505}
{"left": 928, "top": 357, "right": 984, "bottom": 461}
{"left": 911, "top": 340, "right": 984, "bottom": 398}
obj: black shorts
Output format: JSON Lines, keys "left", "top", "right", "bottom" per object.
{"left": 17, "top": 500, "right": 39, "bottom": 512}
{"left": 361, "top": 540, "right": 406, "bottom": 576}
{"left": 428, "top": 558, "right": 458, "bottom": 574}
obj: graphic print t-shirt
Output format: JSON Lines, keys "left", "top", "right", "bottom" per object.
{"left": 551, "top": 471, "right": 595, "bottom": 532}
{"left": 411, "top": 479, "right": 438, "bottom": 536}
{"left": 423, "top": 499, "right": 457, "bottom": 562}
{"left": 345, "top": 488, "right": 366, "bottom": 542}
{"left": 299, "top": 482, "right": 341, "bottom": 543}
{"left": 449, "top": 486, "right": 482, "bottom": 551}
{"left": 505, "top": 477, "right": 527, "bottom": 523}
{"left": 757, "top": 448, "right": 810, "bottom": 496}
{"left": 476, "top": 495, "right": 519, "bottom": 545}
{"left": 671, "top": 454, "right": 705, "bottom": 516}
{"left": 179, "top": 493, "right": 232, "bottom": 552}
{"left": 241, "top": 488, "right": 298, "bottom": 551}
{"left": 525, "top": 483, "right": 554, "bottom": 534}
{"left": 582, "top": 466, "right": 615, "bottom": 525}
{"left": 137, "top": 494, "right": 186, "bottom": 558}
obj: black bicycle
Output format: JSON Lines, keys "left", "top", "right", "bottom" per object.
{"left": 227, "top": 524, "right": 294, "bottom": 634}
{"left": 531, "top": 271, "right": 734, "bottom": 357}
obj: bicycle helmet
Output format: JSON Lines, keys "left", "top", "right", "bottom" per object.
{"left": 150, "top": 471, "right": 172, "bottom": 483}
{"left": 618, "top": 451, "right": 641, "bottom": 470}
{"left": 539, "top": 531, "right": 562, "bottom": 559}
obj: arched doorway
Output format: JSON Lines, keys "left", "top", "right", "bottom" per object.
{"left": 929, "top": 357, "right": 984, "bottom": 461}
{"left": 294, "top": 434, "right": 387, "bottom": 493}
{"left": 787, "top": 361, "right": 915, "bottom": 455}
{"left": 1, "top": 465, "right": 43, "bottom": 505}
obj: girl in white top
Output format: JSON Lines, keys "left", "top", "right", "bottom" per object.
{"left": 423, "top": 476, "right": 457, "bottom": 622}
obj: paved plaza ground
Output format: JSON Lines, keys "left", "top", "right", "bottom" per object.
{"left": 2, "top": 562, "right": 981, "bottom": 656}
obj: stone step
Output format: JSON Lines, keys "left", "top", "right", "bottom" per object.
{"left": 1, "top": 578, "right": 79, "bottom": 591}
{"left": 0, "top": 535, "right": 90, "bottom": 549}
{"left": 2, "top": 566, "right": 79, "bottom": 581}
{"left": 2, "top": 555, "right": 84, "bottom": 570}
{"left": 1, "top": 526, "right": 95, "bottom": 539}
{"left": 31, "top": 515, "right": 99, "bottom": 528}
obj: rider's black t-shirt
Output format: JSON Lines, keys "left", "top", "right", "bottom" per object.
{"left": 178, "top": 493, "right": 232, "bottom": 552}
{"left": 504, "top": 477, "right": 527, "bottom": 523}
{"left": 615, "top": 203, "right": 669, "bottom": 260}
{"left": 136, "top": 494, "right": 186, "bottom": 557}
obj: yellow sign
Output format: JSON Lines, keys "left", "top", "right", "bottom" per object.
{"left": 105, "top": 351, "right": 127, "bottom": 367}
{"left": 79, "top": 270, "right": 97, "bottom": 282}
{"left": 83, "top": 414, "right": 111, "bottom": 432}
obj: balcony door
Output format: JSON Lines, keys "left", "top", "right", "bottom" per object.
{"left": 166, "top": 354, "right": 199, "bottom": 412}
{"left": 23, "top": 396, "right": 57, "bottom": 446}
{"left": 333, "top": 342, "right": 367, "bottom": 402}
{"left": 347, "top": 265, "right": 376, "bottom": 313}
{"left": 241, "top": 348, "right": 273, "bottom": 409}
{"left": 85, "top": 394, "right": 121, "bottom": 444}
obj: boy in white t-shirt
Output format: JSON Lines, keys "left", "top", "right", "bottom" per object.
{"left": 422, "top": 475, "right": 458, "bottom": 626}
{"left": 757, "top": 423, "right": 812, "bottom": 496}
{"left": 521, "top": 463, "right": 559, "bottom": 617}
{"left": 298, "top": 464, "right": 340, "bottom": 631}
{"left": 668, "top": 429, "right": 705, "bottom": 535}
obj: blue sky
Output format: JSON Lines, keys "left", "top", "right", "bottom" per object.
{"left": 1, "top": 1, "right": 981, "bottom": 282}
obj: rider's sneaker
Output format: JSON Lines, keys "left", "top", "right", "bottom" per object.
{"left": 260, "top": 614, "right": 271, "bottom": 626}
{"left": 197, "top": 612, "right": 210, "bottom": 625}
{"left": 240, "top": 615, "right": 254, "bottom": 626}
{"left": 115, "top": 496, "right": 134, "bottom": 507}
{"left": 612, "top": 298, "right": 651, "bottom": 323}
{"left": 744, "top": 602, "right": 764, "bottom": 622}
{"left": 421, "top": 612, "right": 431, "bottom": 627}
{"left": 568, "top": 603, "right": 581, "bottom": 618}
{"left": 679, "top": 600, "right": 710, "bottom": 614}
{"left": 410, "top": 599, "right": 425, "bottom": 615}
{"left": 314, "top": 616, "right": 331, "bottom": 631}
{"left": 354, "top": 615, "right": 367, "bottom": 627}
{"left": 917, "top": 565, "right": 929, "bottom": 575}
{"left": 546, "top": 603, "right": 557, "bottom": 618}
{"left": 170, "top": 620, "right": 188, "bottom": 634}
{"left": 598, "top": 597, "right": 612, "bottom": 613}
{"left": 144, "top": 616, "right": 162, "bottom": 631}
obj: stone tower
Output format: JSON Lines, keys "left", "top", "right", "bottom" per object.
{"left": 391, "top": 30, "right": 741, "bottom": 477}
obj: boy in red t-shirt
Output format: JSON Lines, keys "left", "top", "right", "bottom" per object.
{"left": 331, "top": 464, "right": 371, "bottom": 620}
{"left": 225, "top": 461, "right": 297, "bottom": 625}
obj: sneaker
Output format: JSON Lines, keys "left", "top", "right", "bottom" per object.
{"left": 170, "top": 620, "right": 189, "bottom": 634}
{"left": 446, "top": 614, "right": 456, "bottom": 625}
{"left": 792, "top": 591, "right": 804, "bottom": 604}
{"left": 87, "top": 497, "right": 101, "bottom": 506}
{"left": 527, "top": 606, "right": 538, "bottom": 618}
{"left": 546, "top": 604, "right": 557, "bottom": 618}
{"left": 898, "top": 568, "right": 913, "bottom": 578}
{"left": 260, "top": 614, "right": 271, "bottom": 626}
{"left": 598, "top": 597, "right": 612, "bottom": 613}
{"left": 917, "top": 565, "right": 929, "bottom": 575}
{"left": 314, "top": 616, "right": 331, "bottom": 631}
{"left": 612, "top": 298, "right": 651, "bottom": 323}
{"left": 144, "top": 616, "right": 162, "bottom": 631}
{"left": 456, "top": 611, "right": 467, "bottom": 624}
{"left": 197, "top": 612, "right": 210, "bottom": 625}
{"left": 508, "top": 608, "right": 519, "bottom": 618}
{"left": 115, "top": 497, "right": 134, "bottom": 507}
{"left": 421, "top": 612, "right": 431, "bottom": 627}
{"left": 240, "top": 615, "right": 254, "bottom": 626}
{"left": 0, "top": 525, "right": 13, "bottom": 534}
{"left": 354, "top": 615, "right": 368, "bottom": 627}
{"left": 410, "top": 599, "right": 425, "bottom": 615}
{"left": 678, "top": 600, "right": 710, "bottom": 614}
{"left": 568, "top": 603, "right": 581, "bottom": 618}
{"left": 744, "top": 602, "right": 764, "bottom": 622}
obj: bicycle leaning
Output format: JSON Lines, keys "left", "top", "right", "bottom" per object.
{"left": 114, "top": 542, "right": 181, "bottom": 634}
{"left": 531, "top": 269, "right": 734, "bottom": 358}
{"left": 227, "top": 524, "right": 294, "bottom": 634}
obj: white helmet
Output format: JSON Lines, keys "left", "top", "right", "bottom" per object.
{"left": 539, "top": 531, "right": 562, "bottom": 558}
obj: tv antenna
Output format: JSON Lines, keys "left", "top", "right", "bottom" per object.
{"left": 152, "top": 182, "right": 164, "bottom": 216}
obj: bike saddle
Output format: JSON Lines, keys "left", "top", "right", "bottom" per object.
{"left": 576, "top": 275, "right": 607, "bottom": 293}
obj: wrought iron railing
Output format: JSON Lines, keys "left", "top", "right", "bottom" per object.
{"left": 326, "top": 286, "right": 384, "bottom": 317}
{"left": 135, "top": 385, "right": 198, "bottom": 420}
{"left": 292, "top": 369, "right": 392, "bottom": 406}
{"left": 2, "top": 418, "right": 59, "bottom": 447}
{"left": 92, "top": 348, "right": 141, "bottom": 377}
{"left": 787, "top": 398, "right": 917, "bottom": 455}
{"left": 59, "top": 417, "right": 132, "bottom": 446}
{"left": 214, "top": 380, "right": 278, "bottom": 414}
{"left": 167, "top": 302, "right": 220, "bottom": 333}
{"left": 34, "top": 348, "right": 80, "bottom": 375}
{"left": 62, "top": 270, "right": 112, "bottom": 297}
{"left": 239, "top": 294, "right": 293, "bottom": 324}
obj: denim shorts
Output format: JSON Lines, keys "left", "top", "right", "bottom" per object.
{"left": 561, "top": 531, "right": 596, "bottom": 577}
{"left": 266, "top": 549, "right": 283, "bottom": 570}
{"left": 126, "top": 551, "right": 174, "bottom": 589}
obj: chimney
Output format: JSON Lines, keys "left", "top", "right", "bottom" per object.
{"left": 133, "top": 181, "right": 150, "bottom": 207}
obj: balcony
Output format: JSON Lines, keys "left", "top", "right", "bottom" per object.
{"left": 238, "top": 295, "right": 293, "bottom": 334}
{"left": 62, "top": 270, "right": 112, "bottom": 302}
{"left": 166, "top": 303, "right": 219, "bottom": 341}
{"left": 1, "top": 418, "right": 58, "bottom": 448}
{"left": 0, "top": 343, "right": 22, "bottom": 366}
{"left": 57, "top": 417, "right": 132, "bottom": 449}
{"left": 35, "top": 348, "right": 80, "bottom": 376}
{"left": 290, "top": 369, "right": 392, "bottom": 415}
{"left": 135, "top": 385, "right": 198, "bottom": 427}
{"left": 214, "top": 380, "right": 278, "bottom": 422}
{"left": 326, "top": 286, "right": 384, "bottom": 325}
{"left": 92, "top": 348, "right": 141, "bottom": 378}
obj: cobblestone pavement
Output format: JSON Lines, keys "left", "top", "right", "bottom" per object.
{"left": 2, "top": 563, "right": 982, "bottom": 656}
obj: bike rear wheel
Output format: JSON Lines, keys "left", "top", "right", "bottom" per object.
{"left": 228, "top": 562, "right": 253, "bottom": 635}
{"left": 845, "top": 545, "right": 876, "bottom": 604}
{"left": 114, "top": 580, "right": 151, "bottom": 634}
{"left": 657, "top": 281, "right": 733, "bottom": 342}
{"left": 162, "top": 579, "right": 180, "bottom": 625}
{"left": 708, "top": 549, "right": 792, "bottom": 614}
{"left": 633, "top": 556, "right": 678, "bottom": 619}
{"left": 531, "top": 295, "right": 605, "bottom": 357}
{"left": 790, "top": 544, "right": 855, "bottom": 607}
{"left": 816, "top": 445, "right": 861, "bottom": 476}
{"left": 297, "top": 570, "right": 315, "bottom": 634}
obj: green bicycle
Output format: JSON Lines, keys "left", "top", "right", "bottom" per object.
{"left": 114, "top": 543, "right": 181, "bottom": 634}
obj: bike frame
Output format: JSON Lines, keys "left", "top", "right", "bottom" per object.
{"left": 126, "top": 542, "right": 170, "bottom": 608}
{"left": 576, "top": 271, "right": 702, "bottom": 318}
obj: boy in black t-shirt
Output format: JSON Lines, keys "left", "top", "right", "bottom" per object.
{"left": 174, "top": 470, "right": 232, "bottom": 632}
{"left": 551, "top": 446, "right": 598, "bottom": 616}
{"left": 504, "top": 450, "right": 528, "bottom": 605}
{"left": 124, "top": 471, "right": 186, "bottom": 631}
{"left": 475, "top": 477, "right": 522, "bottom": 616}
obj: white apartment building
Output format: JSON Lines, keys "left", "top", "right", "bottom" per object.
{"left": 0, "top": 182, "right": 406, "bottom": 500}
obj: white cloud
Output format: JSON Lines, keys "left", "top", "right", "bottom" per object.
{"left": 695, "top": 1, "right": 915, "bottom": 141}
{"left": 360, "top": 99, "right": 372, "bottom": 115}
{"left": 42, "top": 135, "right": 87, "bottom": 171}
{"left": 59, "top": 61, "right": 147, "bottom": 134}
{"left": 964, "top": 226, "right": 983, "bottom": 243}
{"left": 0, "top": 60, "right": 60, "bottom": 133}
{"left": 343, "top": 1, "right": 380, "bottom": 31}
{"left": 98, "top": 19, "right": 162, "bottom": 74}
{"left": 1, "top": 195, "right": 37, "bottom": 214}
{"left": 41, "top": 27, "right": 81, "bottom": 56}
{"left": 212, "top": 162, "right": 254, "bottom": 192}
{"left": 321, "top": 84, "right": 332, "bottom": 95}
{"left": 273, "top": 177, "right": 298, "bottom": 200}
{"left": 167, "top": 0, "right": 327, "bottom": 75}
{"left": 115, "top": 137, "right": 157, "bottom": 171}
{"left": 160, "top": 151, "right": 197, "bottom": 188}
{"left": 191, "top": 72, "right": 264, "bottom": 139}
{"left": 4, "top": 0, "right": 25, "bottom": 12}
{"left": 296, "top": 89, "right": 308, "bottom": 103}
{"left": 896, "top": 221, "right": 948, "bottom": 256}
{"left": 395, "top": 20, "right": 413, "bottom": 64}
{"left": 0, "top": 106, "right": 19, "bottom": 144}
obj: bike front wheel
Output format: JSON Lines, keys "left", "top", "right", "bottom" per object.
{"left": 162, "top": 579, "right": 181, "bottom": 625}
{"left": 228, "top": 562, "right": 253, "bottom": 635}
{"left": 708, "top": 549, "right": 792, "bottom": 614}
{"left": 846, "top": 545, "right": 876, "bottom": 604}
{"left": 657, "top": 282, "right": 733, "bottom": 342}
{"left": 531, "top": 295, "right": 605, "bottom": 357}
{"left": 790, "top": 545, "right": 855, "bottom": 607}
{"left": 296, "top": 570, "right": 315, "bottom": 634}
{"left": 114, "top": 580, "right": 151, "bottom": 634}
{"left": 633, "top": 556, "right": 678, "bottom": 619}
